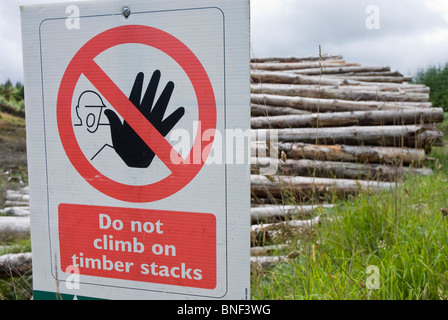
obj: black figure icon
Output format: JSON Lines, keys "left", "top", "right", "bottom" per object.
{"left": 75, "top": 71, "right": 185, "bottom": 168}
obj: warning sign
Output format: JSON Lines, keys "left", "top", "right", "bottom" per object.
{"left": 22, "top": 0, "right": 250, "bottom": 300}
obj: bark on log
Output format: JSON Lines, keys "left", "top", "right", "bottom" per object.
{"left": 251, "top": 93, "right": 433, "bottom": 113}
{"left": 325, "top": 74, "right": 413, "bottom": 83}
{"left": 250, "top": 175, "right": 395, "bottom": 198}
{"left": 251, "top": 55, "right": 344, "bottom": 63}
{"left": 4, "top": 201, "right": 30, "bottom": 207}
{"left": 251, "top": 60, "right": 357, "bottom": 71}
{"left": 251, "top": 157, "right": 433, "bottom": 181}
{"left": 251, "top": 125, "right": 443, "bottom": 148}
{"left": 251, "top": 215, "right": 321, "bottom": 234}
{"left": 5, "top": 193, "right": 30, "bottom": 202}
{"left": 251, "top": 204, "right": 335, "bottom": 223}
{"left": 0, "top": 206, "right": 30, "bottom": 216}
{"left": 251, "top": 142, "right": 427, "bottom": 165}
{"left": 250, "top": 255, "right": 288, "bottom": 268}
{"left": 250, "top": 70, "right": 425, "bottom": 90}
{"left": 250, "top": 108, "right": 444, "bottom": 129}
{"left": 0, "top": 217, "right": 30, "bottom": 240}
{"left": 286, "top": 65, "right": 391, "bottom": 75}
{"left": 0, "top": 252, "right": 32, "bottom": 278}
{"left": 250, "top": 244, "right": 289, "bottom": 256}
{"left": 251, "top": 83, "right": 430, "bottom": 102}
{"left": 251, "top": 103, "right": 311, "bottom": 117}
{"left": 325, "top": 71, "right": 404, "bottom": 77}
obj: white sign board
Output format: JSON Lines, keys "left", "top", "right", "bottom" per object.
{"left": 21, "top": 0, "right": 250, "bottom": 300}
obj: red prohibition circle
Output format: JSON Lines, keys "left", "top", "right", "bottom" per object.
{"left": 57, "top": 25, "right": 216, "bottom": 203}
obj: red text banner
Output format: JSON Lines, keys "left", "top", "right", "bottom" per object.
{"left": 58, "top": 204, "right": 216, "bottom": 289}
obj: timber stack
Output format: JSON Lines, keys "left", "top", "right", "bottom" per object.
{"left": 249, "top": 54, "right": 444, "bottom": 266}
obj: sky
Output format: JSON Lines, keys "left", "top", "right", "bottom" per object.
{"left": 1, "top": 0, "right": 448, "bottom": 84}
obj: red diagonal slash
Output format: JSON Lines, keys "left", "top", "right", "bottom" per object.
{"left": 83, "top": 60, "right": 182, "bottom": 173}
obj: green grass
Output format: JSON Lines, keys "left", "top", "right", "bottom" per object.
{"left": 251, "top": 124, "right": 448, "bottom": 300}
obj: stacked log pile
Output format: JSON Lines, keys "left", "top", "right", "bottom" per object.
{"left": 0, "top": 187, "right": 31, "bottom": 279}
{"left": 250, "top": 55, "right": 444, "bottom": 266}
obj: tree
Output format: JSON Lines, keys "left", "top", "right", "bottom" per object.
{"left": 414, "top": 64, "right": 448, "bottom": 111}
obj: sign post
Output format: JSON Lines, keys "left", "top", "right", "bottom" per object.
{"left": 21, "top": 0, "right": 250, "bottom": 300}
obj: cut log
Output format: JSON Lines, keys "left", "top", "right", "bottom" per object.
{"left": 251, "top": 142, "right": 427, "bottom": 165}
{"left": 250, "top": 175, "right": 395, "bottom": 198}
{"left": 251, "top": 103, "right": 311, "bottom": 117}
{"left": 251, "top": 215, "right": 321, "bottom": 234}
{"left": 251, "top": 70, "right": 424, "bottom": 88}
{"left": 251, "top": 60, "right": 358, "bottom": 71}
{"left": 251, "top": 157, "right": 433, "bottom": 181}
{"left": 5, "top": 192, "right": 30, "bottom": 202}
{"left": 251, "top": 55, "right": 344, "bottom": 63}
{"left": 0, "top": 217, "right": 30, "bottom": 240}
{"left": 251, "top": 70, "right": 344, "bottom": 85}
{"left": 0, "top": 206, "right": 30, "bottom": 216}
{"left": 325, "top": 71, "right": 404, "bottom": 77}
{"left": 324, "top": 74, "right": 413, "bottom": 83}
{"left": 251, "top": 83, "right": 430, "bottom": 102}
{"left": 251, "top": 93, "right": 433, "bottom": 113}
{"left": 250, "top": 108, "right": 444, "bottom": 129}
{"left": 251, "top": 125, "right": 443, "bottom": 148}
{"left": 0, "top": 252, "right": 32, "bottom": 278}
{"left": 286, "top": 65, "right": 391, "bottom": 75}
{"left": 251, "top": 215, "right": 322, "bottom": 247}
{"left": 250, "top": 255, "right": 288, "bottom": 268}
{"left": 250, "top": 244, "right": 290, "bottom": 256}
{"left": 251, "top": 204, "right": 335, "bottom": 223}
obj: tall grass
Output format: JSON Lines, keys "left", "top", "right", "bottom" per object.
{"left": 251, "top": 123, "right": 448, "bottom": 300}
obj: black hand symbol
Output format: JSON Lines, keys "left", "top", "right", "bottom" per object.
{"left": 104, "top": 71, "right": 185, "bottom": 168}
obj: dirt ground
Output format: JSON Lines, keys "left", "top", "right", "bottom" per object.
{"left": 0, "top": 112, "right": 28, "bottom": 204}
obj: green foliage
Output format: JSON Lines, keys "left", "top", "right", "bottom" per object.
{"left": 252, "top": 171, "right": 448, "bottom": 300}
{"left": 0, "top": 80, "right": 25, "bottom": 113}
{"left": 414, "top": 64, "right": 448, "bottom": 111}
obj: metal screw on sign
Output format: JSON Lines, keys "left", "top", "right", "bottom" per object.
{"left": 122, "top": 7, "right": 131, "bottom": 18}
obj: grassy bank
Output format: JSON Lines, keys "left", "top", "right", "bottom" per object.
{"left": 251, "top": 119, "right": 448, "bottom": 300}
